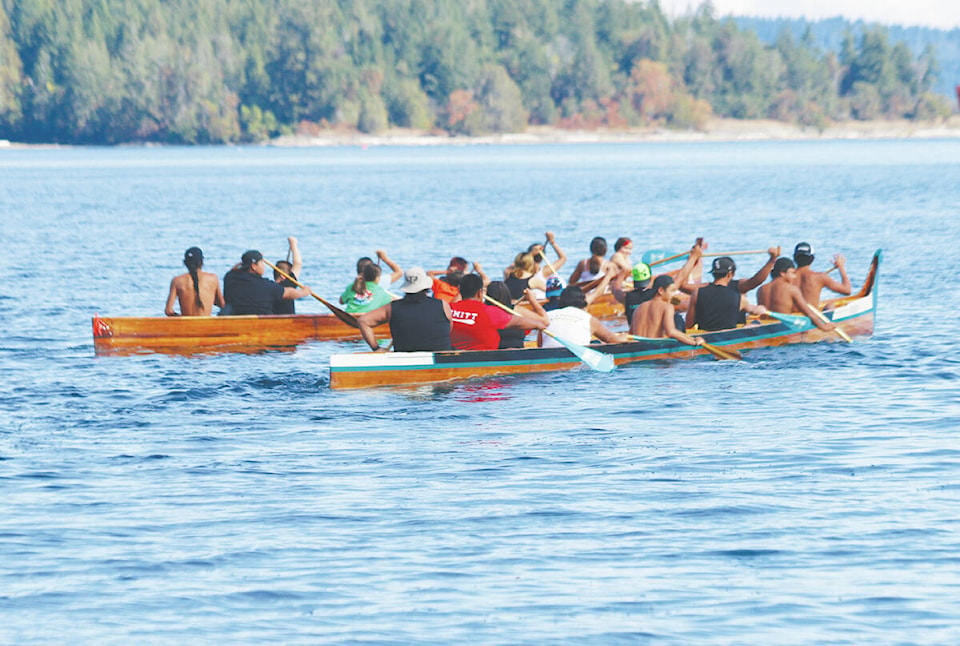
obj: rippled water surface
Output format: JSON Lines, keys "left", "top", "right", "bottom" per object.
{"left": 2, "top": 141, "right": 959, "bottom": 643}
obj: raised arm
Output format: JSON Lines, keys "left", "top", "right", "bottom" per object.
{"left": 609, "top": 267, "right": 631, "bottom": 304}
{"left": 472, "top": 261, "right": 491, "bottom": 287}
{"left": 288, "top": 237, "right": 303, "bottom": 277}
{"left": 674, "top": 244, "right": 704, "bottom": 294}
{"left": 738, "top": 246, "right": 780, "bottom": 293}
{"left": 376, "top": 249, "right": 403, "bottom": 284}
{"left": 584, "top": 265, "right": 616, "bottom": 306}
{"left": 545, "top": 231, "right": 567, "bottom": 272}
{"left": 821, "top": 254, "right": 852, "bottom": 296}
{"left": 517, "top": 288, "right": 550, "bottom": 327}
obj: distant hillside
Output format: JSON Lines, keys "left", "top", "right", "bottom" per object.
{"left": 737, "top": 16, "right": 960, "bottom": 100}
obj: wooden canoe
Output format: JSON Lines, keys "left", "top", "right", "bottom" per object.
{"left": 92, "top": 312, "right": 388, "bottom": 355}
{"left": 328, "top": 251, "right": 881, "bottom": 389}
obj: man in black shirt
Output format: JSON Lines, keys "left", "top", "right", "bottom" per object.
{"left": 223, "top": 249, "right": 311, "bottom": 315}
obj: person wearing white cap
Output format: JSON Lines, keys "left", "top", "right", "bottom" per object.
{"left": 357, "top": 266, "right": 453, "bottom": 352}
{"left": 793, "top": 242, "right": 851, "bottom": 307}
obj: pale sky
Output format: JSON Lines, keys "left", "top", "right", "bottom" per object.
{"left": 659, "top": 0, "right": 960, "bottom": 30}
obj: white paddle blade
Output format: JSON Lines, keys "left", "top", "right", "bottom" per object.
{"left": 548, "top": 331, "right": 616, "bottom": 373}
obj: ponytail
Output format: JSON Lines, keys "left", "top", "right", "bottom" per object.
{"left": 183, "top": 248, "right": 204, "bottom": 310}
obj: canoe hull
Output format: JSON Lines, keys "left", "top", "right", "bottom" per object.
{"left": 92, "top": 313, "right": 385, "bottom": 355}
{"left": 329, "top": 251, "right": 880, "bottom": 389}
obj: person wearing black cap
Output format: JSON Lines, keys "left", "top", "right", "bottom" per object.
{"left": 164, "top": 247, "right": 225, "bottom": 317}
{"left": 793, "top": 242, "right": 851, "bottom": 307}
{"left": 222, "top": 249, "right": 312, "bottom": 316}
{"left": 357, "top": 266, "right": 453, "bottom": 352}
{"left": 686, "top": 253, "right": 770, "bottom": 331}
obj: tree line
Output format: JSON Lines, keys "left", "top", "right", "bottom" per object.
{"left": 0, "top": 0, "right": 952, "bottom": 144}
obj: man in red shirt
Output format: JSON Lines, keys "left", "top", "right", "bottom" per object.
{"left": 450, "top": 274, "right": 546, "bottom": 351}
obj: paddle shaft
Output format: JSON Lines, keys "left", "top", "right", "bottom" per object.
{"left": 628, "top": 334, "right": 740, "bottom": 360}
{"left": 648, "top": 249, "right": 768, "bottom": 268}
{"left": 262, "top": 259, "right": 359, "bottom": 328}
{"left": 809, "top": 307, "right": 853, "bottom": 342}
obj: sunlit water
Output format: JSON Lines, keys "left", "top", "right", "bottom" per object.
{"left": 1, "top": 141, "right": 959, "bottom": 643}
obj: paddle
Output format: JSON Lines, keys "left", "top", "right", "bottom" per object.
{"left": 810, "top": 308, "right": 853, "bottom": 343}
{"left": 628, "top": 335, "right": 741, "bottom": 361}
{"left": 763, "top": 311, "right": 810, "bottom": 329}
{"left": 643, "top": 249, "right": 769, "bottom": 267}
{"left": 263, "top": 259, "right": 359, "bottom": 329}
{"left": 483, "top": 295, "right": 615, "bottom": 372}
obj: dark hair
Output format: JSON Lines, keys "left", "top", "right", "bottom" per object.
{"left": 448, "top": 257, "right": 468, "bottom": 272}
{"left": 589, "top": 236, "right": 607, "bottom": 256}
{"left": 772, "top": 257, "right": 795, "bottom": 278}
{"left": 653, "top": 274, "right": 674, "bottom": 293}
{"left": 352, "top": 263, "right": 381, "bottom": 295}
{"left": 459, "top": 273, "right": 484, "bottom": 299}
{"left": 440, "top": 270, "right": 463, "bottom": 287}
{"left": 614, "top": 237, "right": 632, "bottom": 252}
{"left": 485, "top": 280, "right": 513, "bottom": 307}
{"left": 274, "top": 259, "right": 293, "bottom": 281}
{"left": 588, "top": 237, "right": 607, "bottom": 274}
{"left": 558, "top": 285, "right": 587, "bottom": 309}
{"left": 183, "top": 247, "right": 204, "bottom": 310}
{"left": 794, "top": 252, "right": 814, "bottom": 267}
{"left": 356, "top": 256, "right": 374, "bottom": 274}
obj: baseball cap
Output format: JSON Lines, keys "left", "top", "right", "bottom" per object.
{"left": 631, "top": 262, "right": 652, "bottom": 283}
{"left": 794, "top": 242, "right": 814, "bottom": 258}
{"left": 241, "top": 250, "right": 264, "bottom": 267}
{"left": 401, "top": 266, "right": 431, "bottom": 293}
{"left": 710, "top": 256, "right": 736, "bottom": 276}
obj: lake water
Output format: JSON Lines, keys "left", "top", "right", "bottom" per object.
{"left": 1, "top": 140, "right": 959, "bottom": 643}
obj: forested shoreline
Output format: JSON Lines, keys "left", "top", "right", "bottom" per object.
{"left": 0, "top": 0, "right": 953, "bottom": 145}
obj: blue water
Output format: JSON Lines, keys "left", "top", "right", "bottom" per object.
{"left": 2, "top": 141, "right": 959, "bottom": 643}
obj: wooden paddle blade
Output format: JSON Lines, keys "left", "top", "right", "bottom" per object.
{"left": 702, "top": 342, "right": 741, "bottom": 360}
{"left": 316, "top": 295, "right": 360, "bottom": 329}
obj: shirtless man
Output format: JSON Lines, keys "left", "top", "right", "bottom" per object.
{"left": 164, "top": 247, "right": 225, "bottom": 316}
{"left": 757, "top": 258, "right": 836, "bottom": 332}
{"left": 631, "top": 275, "right": 703, "bottom": 347}
{"left": 793, "top": 242, "right": 851, "bottom": 306}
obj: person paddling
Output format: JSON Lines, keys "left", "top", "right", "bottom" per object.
{"left": 223, "top": 250, "right": 312, "bottom": 315}
{"left": 631, "top": 275, "right": 704, "bottom": 347}
{"left": 793, "top": 242, "right": 852, "bottom": 307}
{"left": 272, "top": 236, "right": 303, "bottom": 314}
{"left": 757, "top": 257, "right": 836, "bottom": 332}
{"left": 568, "top": 236, "right": 610, "bottom": 285}
{"left": 164, "top": 247, "right": 225, "bottom": 317}
{"left": 450, "top": 274, "right": 547, "bottom": 351}
{"left": 539, "top": 285, "right": 629, "bottom": 348}
{"left": 358, "top": 266, "right": 452, "bottom": 352}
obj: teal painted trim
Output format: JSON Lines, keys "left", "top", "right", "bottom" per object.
{"left": 331, "top": 355, "right": 584, "bottom": 374}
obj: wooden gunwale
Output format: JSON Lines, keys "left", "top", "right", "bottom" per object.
{"left": 92, "top": 312, "right": 387, "bottom": 355}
